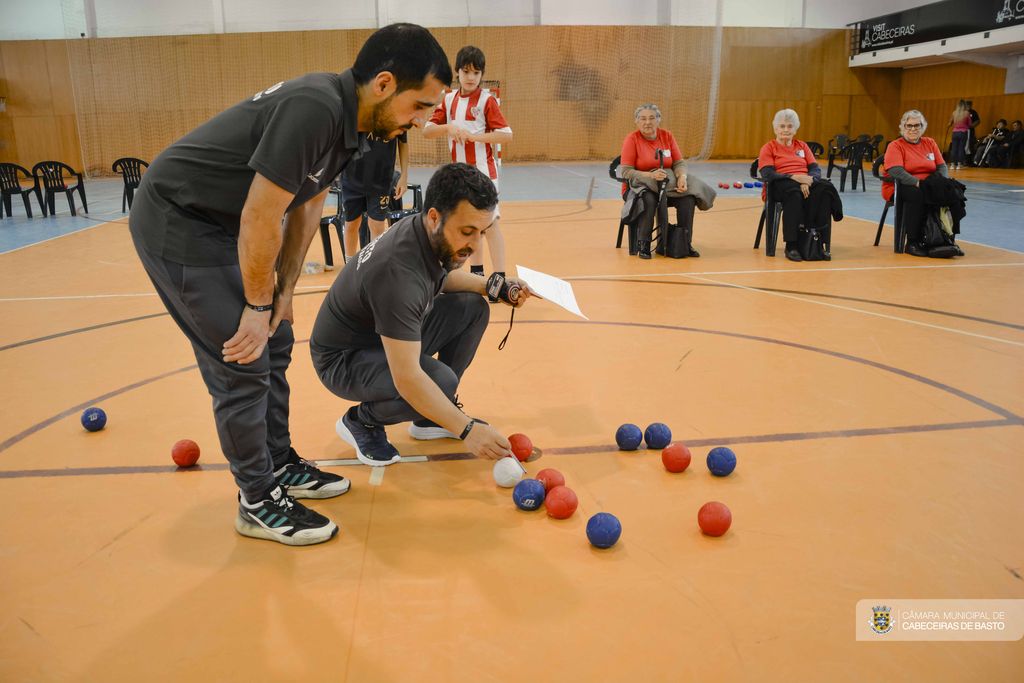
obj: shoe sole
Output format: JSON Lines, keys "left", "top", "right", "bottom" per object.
{"left": 234, "top": 514, "right": 338, "bottom": 546}
{"left": 286, "top": 478, "right": 352, "bottom": 499}
{"left": 336, "top": 417, "right": 401, "bottom": 467}
{"left": 408, "top": 423, "right": 459, "bottom": 440}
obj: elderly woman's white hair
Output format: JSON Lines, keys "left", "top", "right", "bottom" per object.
{"left": 635, "top": 104, "right": 662, "bottom": 123}
{"left": 900, "top": 109, "right": 928, "bottom": 133}
{"left": 772, "top": 109, "right": 800, "bottom": 131}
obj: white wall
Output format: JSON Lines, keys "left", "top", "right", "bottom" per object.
{"left": 0, "top": 0, "right": 955, "bottom": 41}
{"left": 0, "top": 0, "right": 66, "bottom": 40}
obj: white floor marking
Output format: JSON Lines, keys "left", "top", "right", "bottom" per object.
{"left": 316, "top": 456, "right": 428, "bottom": 467}
{"left": 679, "top": 273, "right": 1024, "bottom": 348}
{"left": 563, "top": 262, "right": 1024, "bottom": 280}
{"left": 369, "top": 467, "right": 385, "bottom": 486}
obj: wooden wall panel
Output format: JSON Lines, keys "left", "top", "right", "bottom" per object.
{"left": 1, "top": 42, "right": 55, "bottom": 117}
{"left": 45, "top": 41, "right": 76, "bottom": 116}
{"left": 901, "top": 62, "right": 1007, "bottom": 101}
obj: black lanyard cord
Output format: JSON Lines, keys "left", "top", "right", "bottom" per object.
{"left": 498, "top": 307, "right": 514, "bottom": 350}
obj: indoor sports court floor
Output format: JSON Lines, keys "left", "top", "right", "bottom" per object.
{"left": 2, "top": 165, "right": 1023, "bottom": 681}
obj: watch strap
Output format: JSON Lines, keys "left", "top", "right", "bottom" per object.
{"left": 246, "top": 302, "right": 273, "bottom": 313}
{"left": 459, "top": 419, "right": 475, "bottom": 440}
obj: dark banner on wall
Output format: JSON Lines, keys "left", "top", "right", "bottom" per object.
{"left": 854, "top": 0, "right": 1024, "bottom": 54}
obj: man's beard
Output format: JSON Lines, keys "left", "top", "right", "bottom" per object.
{"left": 369, "top": 96, "right": 411, "bottom": 140}
{"left": 428, "top": 223, "right": 473, "bottom": 272}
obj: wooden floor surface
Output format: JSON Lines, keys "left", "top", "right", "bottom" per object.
{"left": 1, "top": 198, "right": 1022, "bottom": 681}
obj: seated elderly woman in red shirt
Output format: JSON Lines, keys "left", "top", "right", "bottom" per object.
{"left": 882, "top": 109, "right": 961, "bottom": 257}
{"left": 619, "top": 104, "right": 702, "bottom": 259}
{"left": 757, "top": 109, "right": 822, "bottom": 262}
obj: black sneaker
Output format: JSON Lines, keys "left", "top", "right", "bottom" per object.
{"left": 905, "top": 243, "right": 928, "bottom": 257}
{"left": 785, "top": 246, "right": 802, "bottom": 262}
{"left": 274, "top": 448, "right": 351, "bottom": 499}
{"left": 637, "top": 240, "right": 652, "bottom": 259}
{"left": 336, "top": 406, "right": 401, "bottom": 466}
{"left": 235, "top": 486, "right": 338, "bottom": 546}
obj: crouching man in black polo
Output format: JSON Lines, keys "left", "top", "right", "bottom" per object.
{"left": 310, "top": 163, "right": 535, "bottom": 465}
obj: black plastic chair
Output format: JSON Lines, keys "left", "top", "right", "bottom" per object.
{"left": 0, "top": 163, "right": 45, "bottom": 219}
{"left": 32, "top": 161, "right": 88, "bottom": 216}
{"left": 871, "top": 155, "right": 906, "bottom": 253}
{"left": 806, "top": 142, "right": 825, "bottom": 159}
{"left": 855, "top": 134, "right": 871, "bottom": 144}
{"left": 611, "top": 156, "right": 639, "bottom": 255}
{"left": 869, "top": 135, "right": 884, "bottom": 161}
{"left": 826, "top": 135, "right": 849, "bottom": 167}
{"left": 750, "top": 160, "right": 782, "bottom": 257}
{"left": 111, "top": 157, "right": 148, "bottom": 212}
{"left": 827, "top": 141, "right": 872, "bottom": 192}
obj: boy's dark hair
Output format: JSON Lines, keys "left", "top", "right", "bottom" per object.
{"left": 424, "top": 163, "right": 498, "bottom": 222}
{"left": 455, "top": 46, "right": 486, "bottom": 75}
{"left": 997, "top": 119, "right": 1007, "bottom": 125}
{"left": 1015, "top": 120, "right": 1023, "bottom": 127}
{"left": 352, "top": 23, "right": 453, "bottom": 92}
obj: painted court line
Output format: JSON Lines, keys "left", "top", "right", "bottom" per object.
{"left": 368, "top": 467, "right": 385, "bottom": 486}
{"left": 6, "top": 263, "right": 1023, "bottom": 303}
{"left": 317, "top": 456, "right": 428, "bottom": 466}
{"left": 680, "top": 273, "right": 1024, "bottom": 348}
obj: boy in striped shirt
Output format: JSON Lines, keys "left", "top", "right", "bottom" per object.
{"left": 423, "top": 46, "right": 512, "bottom": 299}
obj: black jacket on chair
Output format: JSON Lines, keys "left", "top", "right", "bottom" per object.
{"left": 920, "top": 173, "right": 966, "bottom": 234}
{"left": 803, "top": 180, "right": 843, "bottom": 229}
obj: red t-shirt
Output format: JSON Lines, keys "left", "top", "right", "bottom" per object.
{"left": 757, "top": 139, "right": 814, "bottom": 201}
{"left": 620, "top": 129, "right": 683, "bottom": 193}
{"left": 881, "top": 136, "right": 943, "bottom": 201}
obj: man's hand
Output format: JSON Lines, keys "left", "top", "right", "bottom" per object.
{"left": 269, "top": 289, "right": 294, "bottom": 336}
{"left": 464, "top": 422, "right": 513, "bottom": 460}
{"left": 394, "top": 176, "right": 408, "bottom": 200}
{"left": 503, "top": 276, "right": 538, "bottom": 308}
{"left": 649, "top": 168, "right": 668, "bottom": 182}
{"left": 676, "top": 176, "right": 688, "bottom": 193}
{"left": 223, "top": 306, "right": 272, "bottom": 364}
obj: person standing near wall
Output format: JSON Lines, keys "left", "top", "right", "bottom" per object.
{"left": 128, "top": 24, "right": 453, "bottom": 546}
{"left": 948, "top": 100, "right": 971, "bottom": 170}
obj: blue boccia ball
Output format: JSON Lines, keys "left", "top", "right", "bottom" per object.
{"left": 644, "top": 422, "right": 672, "bottom": 450}
{"left": 707, "top": 446, "right": 737, "bottom": 476}
{"left": 616, "top": 423, "right": 643, "bottom": 451}
{"left": 512, "top": 479, "right": 546, "bottom": 511}
{"left": 586, "top": 512, "right": 622, "bottom": 549}
{"left": 81, "top": 407, "right": 106, "bottom": 432}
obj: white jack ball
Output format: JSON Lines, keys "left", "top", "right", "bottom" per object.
{"left": 493, "top": 456, "right": 524, "bottom": 488}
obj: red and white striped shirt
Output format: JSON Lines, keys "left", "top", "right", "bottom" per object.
{"left": 426, "top": 88, "right": 511, "bottom": 180}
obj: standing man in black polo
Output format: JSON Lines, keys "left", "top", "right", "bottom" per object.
{"left": 310, "top": 163, "right": 534, "bottom": 465}
{"left": 129, "top": 24, "right": 452, "bottom": 546}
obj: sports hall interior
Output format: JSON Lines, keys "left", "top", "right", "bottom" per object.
{"left": 1, "top": 0, "right": 1022, "bottom": 680}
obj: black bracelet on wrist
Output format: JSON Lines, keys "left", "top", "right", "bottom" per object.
{"left": 459, "top": 419, "right": 475, "bottom": 440}
{"left": 246, "top": 302, "right": 273, "bottom": 313}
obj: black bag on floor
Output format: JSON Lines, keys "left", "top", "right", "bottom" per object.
{"left": 921, "top": 207, "right": 957, "bottom": 258}
{"left": 662, "top": 223, "right": 690, "bottom": 259}
{"left": 797, "top": 227, "right": 827, "bottom": 261}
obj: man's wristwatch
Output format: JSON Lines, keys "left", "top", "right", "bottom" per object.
{"left": 246, "top": 302, "right": 273, "bottom": 313}
{"left": 459, "top": 419, "right": 475, "bottom": 440}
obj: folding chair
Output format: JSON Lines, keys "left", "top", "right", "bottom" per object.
{"left": 827, "top": 141, "right": 872, "bottom": 192}
{"left": 610, "top": 156, "right": 639, "bottom": 255}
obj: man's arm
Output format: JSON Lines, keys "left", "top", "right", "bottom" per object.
{"left": 269, "top": 185, "right": 330, "bottom": 335}
{"left": 395, "top": 138, "right": 409, "bottom": 199}
{"left": 444, "top": 269, "right": 536, "bottom": 308}
{"left": 224, "top": 173, "right": 296, "bottom": 364}
{"left": 381, "top": 336, "right": 512, "bottom": 459}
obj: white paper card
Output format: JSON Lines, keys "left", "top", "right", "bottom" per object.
{"left": 515, "top": 265, "right": 588, "bottom": 320}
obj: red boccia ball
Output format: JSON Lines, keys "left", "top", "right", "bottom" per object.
{"left": 535, "top": 468, "right": 565, "bottom": 492}
{"left": 509, "top": 433, "right": 533, "bottom": 462}
{"left": 172, "top": 439, "right": 201, "bottom": 467}
{"left": 698, "top": 501, "right": 732, "bottom": 537}
{"left": 662, "top": 442, "right": 692, "bottom": 473}
{"left": 544, "top": 486, "right": 578, "bottom": 519}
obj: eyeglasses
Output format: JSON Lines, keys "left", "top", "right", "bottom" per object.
{"left": 904, "top": 124, "right": 923, "bottom": 130}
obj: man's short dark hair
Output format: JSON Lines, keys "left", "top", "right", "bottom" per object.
{"left": 455, "top": 46, "right": 486, "bottom": 75}
{"left": 997, "top": 119, "right": 1007, "bottom": 125}
{"left": 1015, "top": 120, "right": 1022, "bottom": 127}
{"left": 424, "top": 163, "right": 498, "bottom": 223}
{"left": 352, "top": 23, "right": 453, "bottom": 93}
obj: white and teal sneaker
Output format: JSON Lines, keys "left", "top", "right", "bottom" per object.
{"left": 274, "top": 448, "right": 351, "bottom": 499}
{"left": 235, "top": 486, "right": 338, "bottom": 546}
